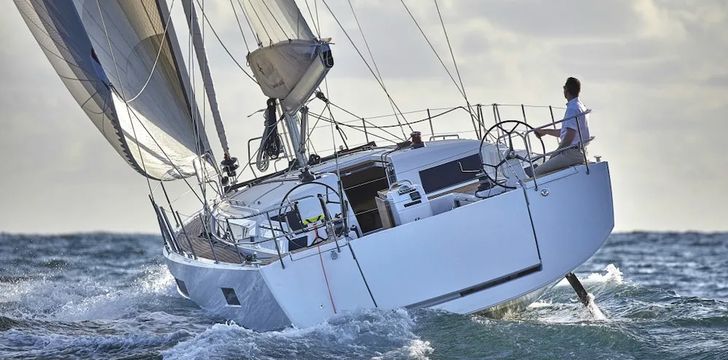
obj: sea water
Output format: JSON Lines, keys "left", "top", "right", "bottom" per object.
{"left": 0, "top": 232, "right": 726, "bottom": 359}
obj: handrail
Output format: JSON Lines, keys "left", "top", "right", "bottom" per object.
{"left": 304, "top": 103, "right": 567, "bottom": 153}
{"left": 173, "top": 188, "right": 349, "bottom": 267}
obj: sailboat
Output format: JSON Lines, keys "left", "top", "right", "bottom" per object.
{"left": 15, "top": 0, "right": 613, "bottom": 331}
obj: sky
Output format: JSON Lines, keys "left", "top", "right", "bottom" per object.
{"left": 1, "top": 0, "right": 727, "bottom": 234}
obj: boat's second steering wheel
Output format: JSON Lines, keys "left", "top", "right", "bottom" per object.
{"left": 478, "top": 120, "right": 546, "bottom": 189}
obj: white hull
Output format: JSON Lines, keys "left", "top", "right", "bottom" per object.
{"left": 164, "top": 162, "right": 613, "bottom": 330}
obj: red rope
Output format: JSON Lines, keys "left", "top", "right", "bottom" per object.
{"left": 317, "top": 244, "right": 337, "bottom": 314}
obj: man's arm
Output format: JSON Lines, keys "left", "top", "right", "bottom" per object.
{"left": 534, "top": 128, "right": 560, "bottom": 138}
{"left": 557, "top": 128, "right": 576, "bottom": 150}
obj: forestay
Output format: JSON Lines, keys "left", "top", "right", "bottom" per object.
{"left": 15, "top": 0, "right": 214, "bottom": 180}
{"left": 244, "top": 0, "right": 333, "bottom": 115}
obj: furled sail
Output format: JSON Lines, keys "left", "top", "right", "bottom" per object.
{"left": 15, "top": 0, "right": 213, "bottom": 180}
{"left": 244, "top": 0, "right": 333, "bottom": 114}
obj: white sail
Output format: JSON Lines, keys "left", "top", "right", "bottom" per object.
{"left": 243, "top": 0, "right": 333, "bottom": 115}
{"left": 15, "top": 0, "right": 213, "bottom": 180}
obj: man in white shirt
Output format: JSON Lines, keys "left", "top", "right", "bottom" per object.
{"left": 532, "top": 77, "right": 590, "bottom": 176}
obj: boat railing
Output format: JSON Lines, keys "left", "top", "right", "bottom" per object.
{"left": 238, "top": 103, "right": 567, "bottom": 177}
{"left": 168, "top": 192, "right": 346, "bottom": 268}
{"left": 485, "top": 109, "right": 593, "bottom": 191}
{"left": 305, "top": 103, "right": 566, "bottom": 150}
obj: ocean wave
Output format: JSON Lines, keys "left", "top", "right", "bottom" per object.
{"left": 162, "top": 308, "right": 427, "bottom": 360}
{"left": 0, "top": 327, "right": 190, "bottom": 359}
{"left": 55, "top": 264, "right": 177, "bottom": 321}
{"left": 0, "top": 316, "right": 22, "bottom": 331}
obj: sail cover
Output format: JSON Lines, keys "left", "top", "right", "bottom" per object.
{"left": 15, "top": 0, "right": 213, "bottom": 180}
{"left": 244, "top": 0, "right": 333, "bottom": 114}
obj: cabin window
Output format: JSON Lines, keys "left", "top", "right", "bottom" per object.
{"left": 222, "top": 287, "right": 241, "bottom": 306}
{"left": 419, "top": 154, "right": 480, "bottom": 193}
{"left": 175, "top": 278, "right": 189, "bottom": 297}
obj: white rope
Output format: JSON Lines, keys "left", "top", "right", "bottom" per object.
{"left": 125, "top": 0, "right": 177, "bottom": 103}
{"left": 96, "top": 0, "right": 205, "bottom": 204}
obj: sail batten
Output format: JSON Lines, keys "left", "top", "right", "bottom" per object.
{"left": 16, "top": 0, "right": 214, "bottom": 180}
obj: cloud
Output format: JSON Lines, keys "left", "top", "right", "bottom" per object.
{"left": 2, "top": 0, "right": 728, "bottom": 232}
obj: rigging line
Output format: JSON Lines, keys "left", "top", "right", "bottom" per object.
{"left": 326, "top": 88, "right": 348, "bottom": 247}
{"left": 95, "top": 0, "right": 154, "bottom": 200}
{"left": 186, "top": 0, "right": 208, "bottom": 204}
{"left": 259, "top": 0, "right": 290, "bottom": 40}
{"left": 20, "top": 5, "right": 120, "bottom": 82}
{"left": 346, "top": 0, "right": 406, "bottom": 140}
{"left": 231, "top": 115, "right": 288, "bottom": 183}
{"left": 326, "top": 101, "right": 409, "bottom": 140}
{"left": 247, "top": 0, "right": 272, "bottom": 45}
{"left": 237, "top": 0, "right": 261, "bottom": 46}
{"left": 304, "top": 92, "right": 332, "bottom": 153}
{"left": 305, "top": 103, "right": 328, "bottom": 154}
{"left": 187, "top": 2, "right": 200, "bottom": 159}
{"left": 433, "top": 0, "right": 478, "bottom": 136}
{"left": 400, "top": 0, "right": 466, "bottom": 99}
{"left": 323, "top": 79, "right": 349, "bottom": 149}
{"left": 315, "top": 0, "right": 321, "bottom": 36}
{"left": 125, "top": 0, "right": 177, "bottom": 103}
{"left": 201, "top": 0, "right": 209, "bottom": 135}
{"left": 230, "top": 0, "right": 251, "bottom": 53}
{"left": 434, "top": 0, "right": 466, "bottom": 105}
{"left": 309, "top": 113, "right": 398, "bottom": 145}
{"left": 21, "top": 6, "right": 130, "bottom": 76}
{"left": 99, "top": 0, "right": 205, "bottom": 205}
{"left": 320, "top": 0, "right": 413, "bottom": 139}
{"left": 358, "top": 106, "right": 451, "bottom": 120}
{"left": 194, "top": 0, "right": 258, "bottom": 83}
{"left": 192, "top": 0, "right": 209, "bottom": 204}
{"left": 125, "top": 104, "right": 206, "bottom": 204}
{"left": 304, "top": 0, "right": 321, "bottom": 38}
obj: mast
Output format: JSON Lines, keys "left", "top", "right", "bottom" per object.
{"left": 284, "top": 111, "right": 306, "bottom": 167}
{"left": 182, "top": 0, "right": 230, "bottom": 157}
{"left": 182, "top": 0, "right": 239, "bottom": 184}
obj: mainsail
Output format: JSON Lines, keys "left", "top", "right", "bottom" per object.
{"left": 244, "top": 0, "right": 333, "bottom": 115}
{"left": 15, "top": 0, "right": 213, "bottom": 180}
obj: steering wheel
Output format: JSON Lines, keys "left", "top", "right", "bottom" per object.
{"left": 478, "top": 120, "right": 546, "bottom": 189}
{"left": 276, "top": 180, "right": 345, "bottom": 247}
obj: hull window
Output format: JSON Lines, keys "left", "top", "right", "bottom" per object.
{"left": 175, "top": 278, "right": 189, "bottom": 297}
{"left": 222, "top": 287, "right": 241, "bottom": 306}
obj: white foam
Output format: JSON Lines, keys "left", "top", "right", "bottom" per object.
{"left": 527, "top": 301, "right": 554, "bottom": 309}
{"left": 372, "top": 339, "right": 434, "bottom": 360}
{"left": 585, "top": 264, "right": 623, "bottom": 284}
{"left": 163, "top": 308, "right": 426, "bottom": 360}
{"left": 53, "top": 265, "right": 176, "bottom": 321}
{"left": 586, "top": 293, "right": 607, "bottom": 321}
{"left": 556, "top": 263, "right": 624, "bottom": 287}
{"left": 137, "top": 264, "right": 176, "bottom": 295}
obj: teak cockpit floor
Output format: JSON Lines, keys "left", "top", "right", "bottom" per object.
{"left": 174, "top": 216, "right": 244, "bottom": 264}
